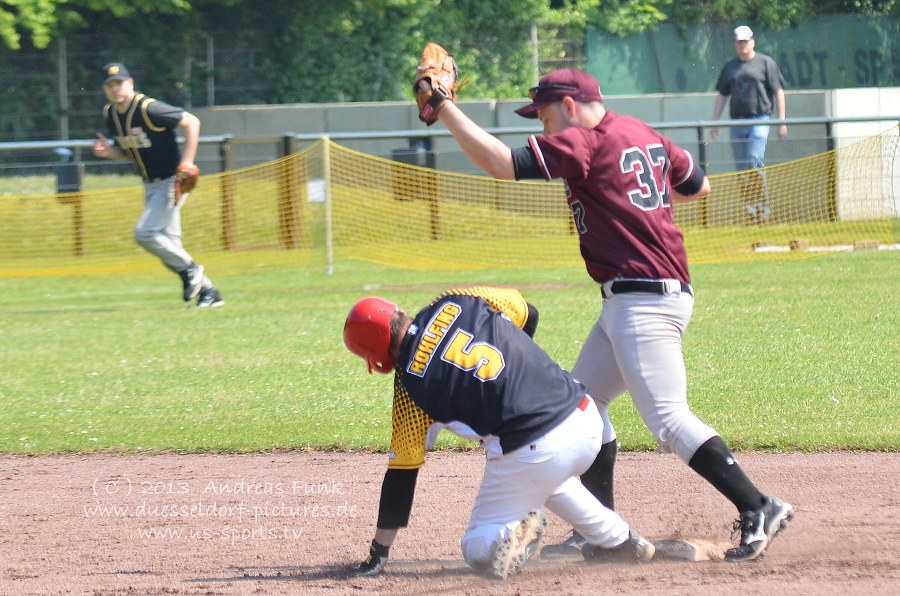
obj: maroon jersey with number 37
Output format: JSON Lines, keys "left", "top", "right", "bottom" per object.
{"left": 526, "top": 111, "right": 697, "bottom": 284}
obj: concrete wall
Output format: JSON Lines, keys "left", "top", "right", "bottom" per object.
{"left": 192, "top": 89, "right": 897, "bottom": 178}
{"left": 831, "top": 87, "right": 900, "bottom": 218}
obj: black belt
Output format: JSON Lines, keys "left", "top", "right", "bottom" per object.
{"left": 602, "top": 280, "right": 693, "bottom": 299}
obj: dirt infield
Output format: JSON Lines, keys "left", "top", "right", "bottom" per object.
{"left": 2, "top": 450, "right": 898, "bottom": 595}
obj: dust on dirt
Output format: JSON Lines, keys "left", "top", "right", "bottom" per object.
{"left": 1, "top": 451, "right": 898, "bottom": 595}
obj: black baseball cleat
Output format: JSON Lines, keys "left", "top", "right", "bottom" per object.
{"left": 582, "top": 529, "right": 655, "bottom": 563}
{"left": 725, "top": 495, "right": 795, "bottom": 562}
{"left": 179, "top": 263, "right": 204, "bottom": 302}
{"left": 541, "top": 529, "right": 587, "bottom": 559}
{"left": 195, "top": 287, "right": 224, "bottom": 308}
{"left": 353, "top": 540, "right": 389, "bottom": 577}
{"left": 488, "top": 509, "right": 548, "bottom": 579}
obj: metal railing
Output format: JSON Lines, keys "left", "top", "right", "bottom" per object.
{"left": 0, "top": 115, "right": 898, "bottom": 191}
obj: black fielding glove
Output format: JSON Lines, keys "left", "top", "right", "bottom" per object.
{"left": 355, "top": 539, "right": 390, "bottom": 577}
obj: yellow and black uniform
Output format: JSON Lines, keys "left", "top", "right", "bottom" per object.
{"left": 103, "top": 94, "right": 184, "bottom": 181}
{"left": 386, "top": 286, "right": 534, "bottom": 470}
{"left": 375, "top": 286, "right": 585, "bottom": 531}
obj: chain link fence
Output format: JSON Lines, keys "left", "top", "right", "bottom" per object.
{"left": 0, "top": 33, "right": 585, "bottom": 144}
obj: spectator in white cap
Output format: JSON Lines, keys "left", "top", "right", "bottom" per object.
{"left": 711, "top": 25, "right": 788, "bottom": 225}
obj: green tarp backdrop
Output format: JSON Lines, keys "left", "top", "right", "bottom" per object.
{"left": 586, "top": 15, "right": 900, "bottom": 95}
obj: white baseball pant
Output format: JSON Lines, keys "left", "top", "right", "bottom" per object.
{"left": 460, "top": 396, "right": 631, "bottom": 569}
{"left": 134, "top": 178, "right": 211, "bottom": 291}
{"left": 572, "top": 285, "right": 718, "bottom": 464}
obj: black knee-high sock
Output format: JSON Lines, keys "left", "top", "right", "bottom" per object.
{"left": 688, "top": 436, "right": 766, "bottom": 513}
{"left": 581, "top": 440, "right": 617, "bottom": 510}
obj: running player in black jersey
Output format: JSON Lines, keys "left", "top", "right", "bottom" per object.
{"left": 92, "top": 63, "right": 223, "bottom": 308}
{"left": 343, "top": 287, "right": 655, "bottom": 579}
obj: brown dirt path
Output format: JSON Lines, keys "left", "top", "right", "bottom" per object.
{"left": 1, "top": 451, "right": 898, "bottom": 595}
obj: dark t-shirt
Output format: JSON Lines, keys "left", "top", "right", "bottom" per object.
{"left": 520, "top": 111, "right": 698, "bottom": 284}
{"left": 715, "top": 53, "right": 785, "bottom": 119}
{"left": 397, "top": 293, "right": 585, "bottom": 454}
{"left": 103, "top": 93, "right": 184, "bottom": 181}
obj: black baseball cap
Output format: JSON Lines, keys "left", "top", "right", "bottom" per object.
{"left": 101, "top": 63, "right": 131, "bottom": 84}
{"left": 515, "top": 68, "right": 604, "bottom": 119}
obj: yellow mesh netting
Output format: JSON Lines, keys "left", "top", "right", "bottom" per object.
{"left": 1, "top": 127, "right": 897, "bottom": 278}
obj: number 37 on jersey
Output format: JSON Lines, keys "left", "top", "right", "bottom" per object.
{"left": 569, "top": 143, "right": 673, "bottom": 235}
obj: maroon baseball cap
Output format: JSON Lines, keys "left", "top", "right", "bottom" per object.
{"left": 515, "top": 68, "right": 604, "bottom": 119}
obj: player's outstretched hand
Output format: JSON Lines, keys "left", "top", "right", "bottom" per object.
{"left": 414, "top": 42, "right": 464, "bottom": 126}
{"left": 354, "top": 540, "right": 389, "bottom": 577}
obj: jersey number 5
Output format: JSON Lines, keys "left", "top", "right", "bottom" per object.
{"left": 620, "top": 144, "right": 671, "bottom": 211}
{"left": 442, "top": 330, "right": 505, "bottom": 382}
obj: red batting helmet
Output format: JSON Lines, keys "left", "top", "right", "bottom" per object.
{"left": 343, "top": 296, "right": 399, "bottom": 374}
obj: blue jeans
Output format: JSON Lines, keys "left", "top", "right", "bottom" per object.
{"left": 729, "top": 114, "right": 770, "bottom": 171}
{"left": 729, "top": 115, "right": 771, "bottom": 221}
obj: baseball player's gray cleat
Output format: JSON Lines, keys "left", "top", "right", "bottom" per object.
{"left": 179, "top": 263, "right": 204, "bottom": 302}
{"left": 489, "top": 509, "right": 548, "bottom": 579}
{"left": 195, "top": 287, "right": 224, "bottom": 308}
{"left": 582, "top": 529, "right": 655, "bottom": 563}
{"left": 540, "top": 529, "right": 587, "bottom": 559}
{"left": 725, "top": 495, "right": 794, "bottom": 562}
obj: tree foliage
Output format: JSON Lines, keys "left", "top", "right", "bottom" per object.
{"left": 0, "top": 0, "right": 197, "bottom": 50}
{"left": 4, "top": 0, "right": 898, "bottom": 52}
{"left": 548, "top": 0, "right": 897, "bottom": 33}
{"left": 669, "top": 0, "right": 815, "bottom": 29}
{"left": 1, "top": 0, "right": 59, "bottom": 49}
{"left": 1, "top": 0, "right": 898, "bottom": 141}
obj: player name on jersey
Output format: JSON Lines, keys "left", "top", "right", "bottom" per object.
{"left": 115, "top": 130, "right": 152, "bottom": 150}
{"left": 406, "top": 302, "right": 461, "bottom": 377}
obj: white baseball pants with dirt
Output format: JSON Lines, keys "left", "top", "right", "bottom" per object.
{"left": 571, "top": 284, "right": 718, "bottom": 464}
{"left": 135, "top": 178, "right": 210, "bottom": 287}
{"left": 461, "top": 396, "right": 631, "bottom": 569}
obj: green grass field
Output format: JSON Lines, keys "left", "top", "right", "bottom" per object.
{"left": 1, "top": 250, "right": 897, "bottom": 455}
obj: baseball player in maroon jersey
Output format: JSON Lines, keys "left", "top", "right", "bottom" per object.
{"left": 92, "top": 63, "right": 223, "bottom": 308}
{"left": 426, "top": 68, "right": 793, "bottom": 562}
{"left": 343, "top": 287, "right": 655, "bottom": 579}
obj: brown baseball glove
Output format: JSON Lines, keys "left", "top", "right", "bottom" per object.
{"left": 174, "top": 163, "right": 200, "bottom": 204}
{"left": 414, "top": 43, "right": 465, "bottom": 126}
